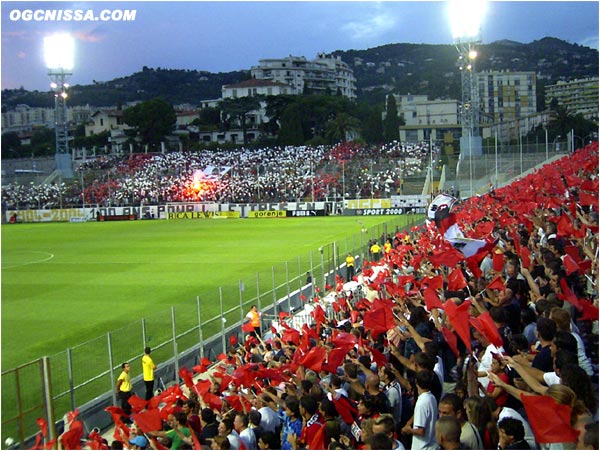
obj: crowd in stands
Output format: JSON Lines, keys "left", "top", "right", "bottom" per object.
{"left": 39, "top": 143, "right": 598, "bottom": 450}
{"left": 2, "top": 142, "right": 435, "bottom": 210}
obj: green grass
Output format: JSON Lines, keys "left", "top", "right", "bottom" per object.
{"left": 1, "top": 216, "right": 418, "bottom": 368}
{"left": 2, "top": 215, "right": 423, "bottom": 441}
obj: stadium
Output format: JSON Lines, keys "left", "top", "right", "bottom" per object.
{"left": 2, "top": 138, "right": 599, "bottom": 450}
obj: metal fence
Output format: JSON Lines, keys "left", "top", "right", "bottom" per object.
{"left": 449, "top": 142, "right": 569, "bottom": 198}
{"left": 1, "top": 214, "right": 422, "bottom": 447}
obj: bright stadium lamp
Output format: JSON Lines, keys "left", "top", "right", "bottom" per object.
{"left": 448, "top": 0, "right": 487, "bottom": 42}
{"left": 44, "top": 33, "right": 75, "bottom": 72}
{"left": 44, "top": 33, "right": 75, "bottom": 177}
{"left": 448, "top": 0, "right": 486, "bottom": 197}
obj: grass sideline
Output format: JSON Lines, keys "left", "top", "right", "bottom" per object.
{"left": 1, "top": 215, "right": 418, "bottom": 369}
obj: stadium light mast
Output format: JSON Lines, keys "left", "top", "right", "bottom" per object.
{"left": 44, "top": 33, "right": 75, "bottom": 178}
{"left": 449, "top": 0, "right": 486, "bottom": 196}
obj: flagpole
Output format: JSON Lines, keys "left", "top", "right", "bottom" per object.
{"left": 495, "top": 131, "right": 498, "bottom": 188}
{"left": 430, "top": 134, "right": 434, "bottom": 196}
{"left": 544, "top": 126, "right": 549, "bottom": 161}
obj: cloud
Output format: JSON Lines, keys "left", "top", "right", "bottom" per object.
{"left": 341, "top": 8, "right": 397, "bottom": 42}
{"left": 74, "top": 31, "right": 103, "bottom": 43}
{"left": 17, "top": 51, "right": 26, "bottom": 59}
{"left": 578, "top": 35, "right": 599, "bottom": 50}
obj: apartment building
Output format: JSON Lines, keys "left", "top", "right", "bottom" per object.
{"left": 1, "top": 104, "right": 92, "bottom": 134}
{"left": 390, "top": 94, "right": 461, "bottom": 143}
{"left": 545, "top": 77, "right": 599, "bottom": 120}
{"left": 250, "top": 53, "right": 357, "bottom": 100}
{"left": 476, "top": 70, "right": 537, "bottom": 123}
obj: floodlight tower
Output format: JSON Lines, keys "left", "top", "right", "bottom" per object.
{"left": 44, "top": 33, "right": 75, "bottom": 178}
{"left": 448, "top": 0, "right": 486, "bottom": 160}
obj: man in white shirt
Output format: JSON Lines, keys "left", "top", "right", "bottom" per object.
{"left": 234, "top": 412, "right": 257, "bottom": 450}
{"left": 495, "top": 404, "right": 537, "bottom": 449}
{"left": 256, "top": 394, "right": 281, "bottom": 434}
{"left": 401, "top": 370, "right": 438, "bottom": 450}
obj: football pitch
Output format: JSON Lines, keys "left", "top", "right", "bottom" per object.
{"left": 1, "top": 215, "right": 419, "bottom": 369}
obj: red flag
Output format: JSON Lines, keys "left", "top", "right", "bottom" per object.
{"left": 279, "top": 311, "right": 291, "bottom": 322}
{"left": 349, "top": 309, "right": 360, "bottom": 324}
{"left": 562, "top": 254, "right": 579, "bottom": 276}
{"left": 193, "top": 357, "right": 212, "bottom": 374}
{"left": 309, "top": 423, "right": 327, "bottom": 450}
{"left": 311, "top": 304, "right": 327, "bottom": 325}
{"left": 443, "top": 300, "right": 472, "bottom": 352}
{"left": 86, "top": 431, "right": 106, "bottom": 450}
{"left": 366, "top": 345, "right": 387, "bottom": 367}
{"left": 441, "top": 327, "right": 459, "bottom": 357}
{"left": 300, "top": 347, "right": 326, "bottom": 372}
{"left": 429, "top": 247, "right": 465, "bottom": 268}
{"left": 225, "top": 395, "right": 253, "bottom": 412}
{"left": 465, "top": 255, "right": 483, "bottom": 279}
{"left": 331, "top": 332, "right": 358, "bottom": 348}
{"left": 60, "top": 421, "right": 84, "bottom": 450}
{"left": 447, "top": 267, "right": 467, "bottom": 291}
{"left": 520, "top": 246, "right": 532, "bottom": 269}
{"left": 333, "top": 396, "right": 358, "bottom": 424}
{"left": 36, "top": 418, "right": 48, "bottom": 438}
{"left": 131, "top": 408, "right": 163, "bottom": 433}
{"left": 363, "top": 304, "right": 395, "bottom": 338}
{"left": 579, "top": 300, "right": 600, "bottom": 321}
{"left": 179, "top": 366, "right": 196, "bottom": 390}
{"left": 563, "top": 245, "right": 581, "bottom": 263}
{"left": 300, "top": 294, "right": 307, "bottom": 302}
{"left": 492, "top": 251, "right": 504, "bottom": 272}
{"left": 423, "top": 288, "right": 443, "bottom": 310}
{"left": 217, "top": 353, "right": 228, "bottom": 361}
{"left": 422, "top": 275, "right": 443, "bottom": 291}
{"left": 579, "top": 191, "right": 599, "bottom": 208}
{"left": 559, "top": 278, "right": 582, "bottom": 310}
{"left": 520, "top": 394, "right": 579, "bottom": 443}
{"left": 322, "top": 345, "right": 353, "bottom": 374}
{"left": 470, "top": 312, "right": 503, "bottom": 348}
{"left": 242, "top": 322, "right": 255, "bottom": 333}
{"left": 487, "top": 275, "right": 505, "bottom": 291}
{"left": 229, "top": 334, "right": 238, "bottom": 348}
{"left": 127, "top": 394, "right": 147, "bottom": 413}
{"left": 203, "top": 392, "right": 223, "bottom": 411}
{"left": 282, "top": 328, "right": 300, "bottom": 345}
{"left": 233, "top": 364, "right": 258, "bottom": 388}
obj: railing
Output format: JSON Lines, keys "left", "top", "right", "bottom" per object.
{"left": 1, "top": 214, "right": 422, "bottom": 447}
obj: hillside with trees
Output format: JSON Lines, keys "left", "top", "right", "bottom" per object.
{"left": 1, "top": 38, "right": 597, "bottom": 111}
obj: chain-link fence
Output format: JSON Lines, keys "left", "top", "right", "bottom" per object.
{"left": 1, "top": 214, "right": 422, "bottom": 447}
{"left": 447, "top": 142, "right": 569, "bottom": 198}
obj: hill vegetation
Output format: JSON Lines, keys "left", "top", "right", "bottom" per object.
{"left": 1, "top": 38, "right": 597, "bottom": 110}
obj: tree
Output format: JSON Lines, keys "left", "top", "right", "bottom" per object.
{"left": 122, "top": 98, "right": 176, "bottom": 147}
{"left": 278, "top": 103, "right": 304, "bottom": 145}
{"left": 360, "top": 105, "right": 384, "bottom": 144}
{"left": 383, "top": 94, "right": 400, "bottom": 142}
{"left": 219, "top": 96, "right": 262, "bottom": 145}
{"left": 1, "top": 132, "right": 22, "bottom": 158}
{"left": 324, "top": 112, "right": 361, "bottom": 143}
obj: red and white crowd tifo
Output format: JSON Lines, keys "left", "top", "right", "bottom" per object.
{"left": 31, "top": 143, "right": 598, "bottom": 450}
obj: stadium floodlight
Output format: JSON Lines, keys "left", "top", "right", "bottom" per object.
{"left": 44, "top": 33, "right": 75, "bottom": 177}
{"left": 448, "top": 0, "right": 487, "bottom": 197}
{"left": 448, "top": 0, "right": 487, "bottom": 42}
{"left": 44, "top": 33, "right": 75, "bottom": 72}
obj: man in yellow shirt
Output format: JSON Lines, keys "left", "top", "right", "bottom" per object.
{"left": 116, "top": 362, "right": 132, "bottom": 415}
{"left": 370, "top": 242, "right": 382, "bottom": 261}
{"left": 142, "top": 347, "right": 157, "bottom": 400}
{"left": 345, "top": 253, "right": 355, "bottom": 282}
